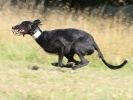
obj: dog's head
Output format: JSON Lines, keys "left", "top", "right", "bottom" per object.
{"left": 12, "top": 19, "right": 41, "bottom": 36}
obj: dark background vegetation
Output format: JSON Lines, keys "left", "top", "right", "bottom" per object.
{"left": 0, "top": 0, "right": 131, "bottom": 19}
{"left": 10, "top": 0, "right": 133, "bottom": 8}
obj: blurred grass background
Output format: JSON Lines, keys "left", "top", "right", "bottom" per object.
{"left": 0, "top": 1, "right": 133, "bottom": 100}
{"left": 0, "top": 7, "right": 132, "bottom": 63}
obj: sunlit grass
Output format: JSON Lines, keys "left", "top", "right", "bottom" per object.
{"left": 0, "top": 60, "right": 133, "bottom": 100}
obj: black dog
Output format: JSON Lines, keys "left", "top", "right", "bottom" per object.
{"left": 12, "top": 19, "right": 127, "bottom": 69}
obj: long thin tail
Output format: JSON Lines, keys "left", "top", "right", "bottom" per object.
{"left": 94, "top": 42, "right": 128, "bottom": 69}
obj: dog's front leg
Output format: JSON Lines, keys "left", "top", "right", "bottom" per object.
{"left": 57, "top": 47, "right": 64, "bottom": 67}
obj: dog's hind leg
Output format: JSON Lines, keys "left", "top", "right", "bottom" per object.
{"left": 71, "top": 49, "right": 89, "bottom": 70}
{"left": 77, "top": 52, "right": 89, "bottom": 67}
{"left": 63, "top": 53, "right": 79, "bottom": 68}
{"left": 72, "top": 42, "right": 89, "bottom": 69}
{"left": 65, "top": 53, "right": 79, "bottom": 64}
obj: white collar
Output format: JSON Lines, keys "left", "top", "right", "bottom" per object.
{"left": 32, "top": 29, "right": 42, "bottom": 39}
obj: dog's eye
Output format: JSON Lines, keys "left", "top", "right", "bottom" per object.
{"left": 21, "top": 23, "right": 25, "bottom": 25}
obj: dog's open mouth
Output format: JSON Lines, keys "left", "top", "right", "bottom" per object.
{"left": 12, "top": 29, "right": 25, "bottom": 36}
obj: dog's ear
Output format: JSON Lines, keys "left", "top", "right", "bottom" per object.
{"left": 33, "top": 19, "right": 41, "bottom": 25}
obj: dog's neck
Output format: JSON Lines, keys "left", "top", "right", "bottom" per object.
{"left": 32, "top": 28, "right": 42, "bottom": 39}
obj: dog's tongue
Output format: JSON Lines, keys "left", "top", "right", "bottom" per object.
{"left": 18, "top": 29, "right": 25, "bottom": 37}
{"left": 19, "top": 29, "right": 25, "bottom": 33}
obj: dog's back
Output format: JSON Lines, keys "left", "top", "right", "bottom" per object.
{"left": 39, "top": 28, "right": 94, "bottom": 55}
{"left": 44, "top": 28, "right": 92, "bottom": 42}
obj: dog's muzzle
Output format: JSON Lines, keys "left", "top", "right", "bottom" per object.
{"left": 12, "top": 26, "right": 25, "bottom": 36}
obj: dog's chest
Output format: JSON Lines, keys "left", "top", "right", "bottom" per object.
{"left": 43, "top": 42, "right": 58, "bottom": 53}
{"left": 36, "top": 36, "right": 71, "bottom": 54}
{"left": 38, "top": 38, "right": 59, "bottom": 53}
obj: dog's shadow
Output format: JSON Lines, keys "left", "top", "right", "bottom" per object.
{"left": 51, "top": 62, "right": 76, "bottom": 69}
{"left": 27, "top": 63, "right": 75, "bottom": 72}
{"left": 27, "top": 65, "right": 40, "bottom": 71}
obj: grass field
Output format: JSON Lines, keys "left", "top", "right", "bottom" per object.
{"left": 0, "top": 7, "right": 133, "bottom": 100}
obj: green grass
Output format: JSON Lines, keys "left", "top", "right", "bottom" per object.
{"left": 0, "top": 60, "right": 133, "bottom": 100}
{"left": 0, "top": 41, "right": 133, "bottom": 100}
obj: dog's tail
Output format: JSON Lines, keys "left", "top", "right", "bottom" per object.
{"left": 94, "top": 42, "right": 127, "bottom": 69}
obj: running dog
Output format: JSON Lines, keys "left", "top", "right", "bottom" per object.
{"left": 12, "top": 19, "right": 127, "bottom": 69}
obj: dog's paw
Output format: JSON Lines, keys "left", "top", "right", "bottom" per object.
{"left": 51, "top": 62, "right": 64, "bottom": 67}
{"left": 51, "top": 62, "right": 59, "bottom": 67}
{"left": 66, "top": 62, "right": 76, "bottom": 67}
{"left": 72, "top": 61, "right": 89, "bottom": 70}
